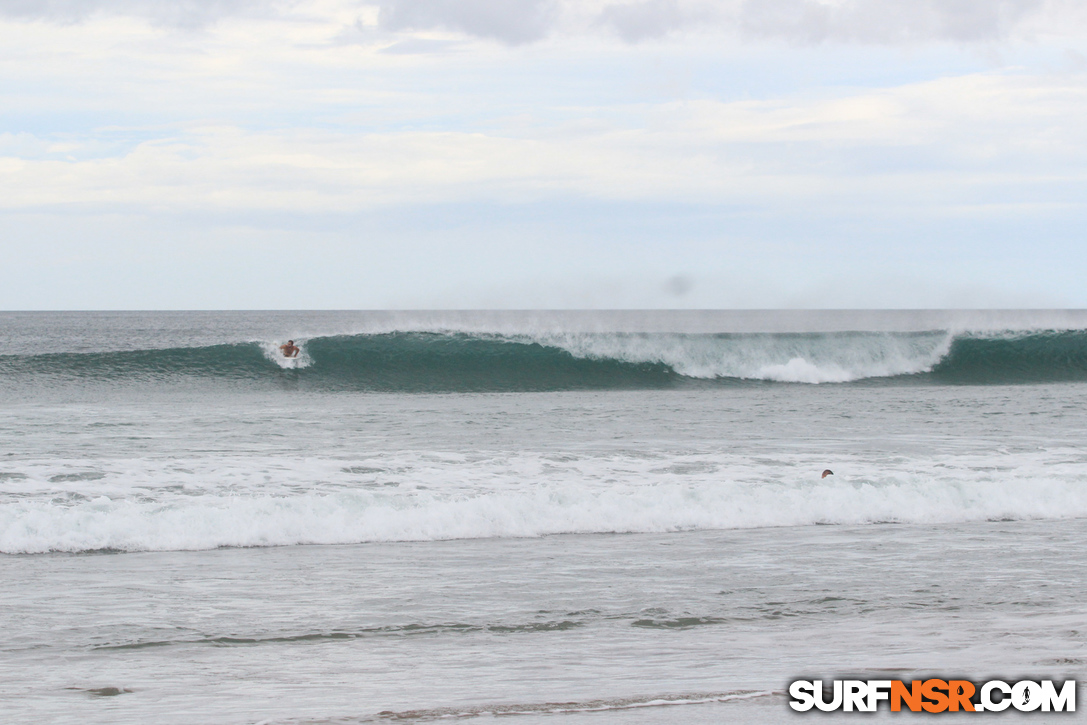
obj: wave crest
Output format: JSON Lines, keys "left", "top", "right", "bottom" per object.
{"left": 3, "top": 471, "right": 1084, "bottom": 554}
{"left": 3, "top": 329, "right": 1087, "bottom": 390}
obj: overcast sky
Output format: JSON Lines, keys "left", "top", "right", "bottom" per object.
{"left": 2, "top": 0, "right": 1086, "bottom": 309}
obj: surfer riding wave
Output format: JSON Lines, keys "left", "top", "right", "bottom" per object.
{"left": 280, "top": 340, "right": 300, "bottom": 358}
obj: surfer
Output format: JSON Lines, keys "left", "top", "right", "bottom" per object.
{"left": 279, "top": 340, "right": 300, "bottom": 358}
{"left": 821, "top": 469, "right": 833, "bottom": 478}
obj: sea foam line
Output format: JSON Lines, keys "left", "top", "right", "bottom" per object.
{"left": 254, "top": 690, "right": 779, "bottom": 724}
{"left": 3, "top": 474, "right": 1085, "bottom": 554}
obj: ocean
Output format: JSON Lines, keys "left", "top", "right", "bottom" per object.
{"left": 1, "top": 310, "right": 1085, "bottom": 723}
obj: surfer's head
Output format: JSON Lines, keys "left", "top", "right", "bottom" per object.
{"left": 287, "top": 340, "right": 294, "bottom": 345}
{"left": 821, "top": 469, "right": 833, "bottom": 478}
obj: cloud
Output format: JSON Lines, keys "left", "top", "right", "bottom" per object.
{"left": 0, "top": 0, "right": 281, "bottom": 28}
{"left": 738, "top": 0, "right": 1046, "bottom": 44}
{"left": 378, "top": 36, "right": 460, "bottom": 54}
{"left": 375, "top": 0, "right": 558, "bottom": 44}
{"left": 597, "top": 0, "right": 688, "bottom": 42}
{"left": 369, "top": 0, "right": 1084, "bottom": 46}
{"left": 2, "top": 72, "right": 1084, "bottom": 214}
{"left": 5, "top": 0, "right": 1076, "bottom": 43}
{"left": 593, "top": 0, "right": 1083, "bottom": 45}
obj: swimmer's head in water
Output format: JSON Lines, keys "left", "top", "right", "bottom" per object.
{"left": 821, "top": 469, "right": 834, "bottom": 478}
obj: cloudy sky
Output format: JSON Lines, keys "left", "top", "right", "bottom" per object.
{"left": 2, "top": 0, "right": 1086, "bottom": 309}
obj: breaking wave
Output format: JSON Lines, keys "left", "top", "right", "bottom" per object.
{"left": 3, "top": 466, "right": 1085, "bottom": 554}
{"left": 4, "top": 329, "right": 1087, "bottom": 390}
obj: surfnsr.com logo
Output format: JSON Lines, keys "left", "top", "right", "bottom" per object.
{"left": 788, "top": 679, "right": 1076, "bottom": 713}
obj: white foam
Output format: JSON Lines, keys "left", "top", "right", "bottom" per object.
{"left": 755, "top": 357, "right": 854, "bottom": 383}
{"left": 260, "top": 341, "right": 312, "bottom": 369}
{"left": 523, "top": 330, "right": 953, "bottom": 382}
{"left": 3, "top": 450, "right": 1085, "bottom": 553}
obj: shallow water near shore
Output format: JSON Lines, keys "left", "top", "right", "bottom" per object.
{"left": 2, "top": 310, "right": 1086, "bottom": 723}
{"left": 3, "top": 520, "right": 1084, "bottom": 724}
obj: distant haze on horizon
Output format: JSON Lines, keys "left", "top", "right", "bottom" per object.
{"left": 2, "top": 0, "right": 1086, "bottom": 310}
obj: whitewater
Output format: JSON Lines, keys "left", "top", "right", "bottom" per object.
{"left": 2, "top": 310, "right": 1085, "bottom": 724}
{"left": 5, "top": 445, "right": 1087, "bottom": 555}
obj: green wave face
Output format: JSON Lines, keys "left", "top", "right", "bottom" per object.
{"left": 931, "top": 331, "right": 1087, "bottom": 383}
{"left": 4, "top": 330, "right": 1087, "bottom": 391}
{"left": 303, "top": 333, "right": 679, "bottom": 391}
{"left": 0, "top": 333, "right": 679, "bottom": 392}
